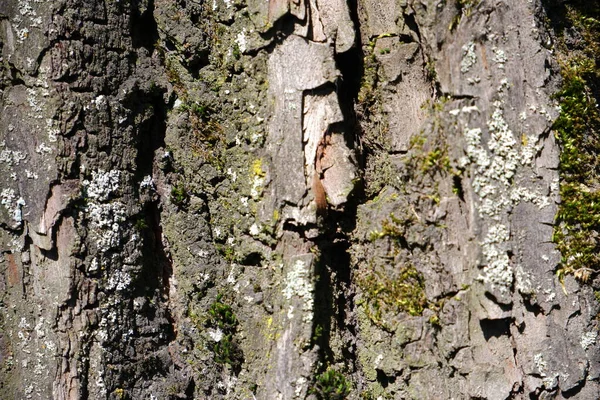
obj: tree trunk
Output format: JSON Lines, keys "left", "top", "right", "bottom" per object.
{"left": 0, "top": 0, "right": 598, "bottom": 399}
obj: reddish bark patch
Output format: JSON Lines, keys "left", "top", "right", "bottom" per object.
{"left": 6, "top": 253, "right": 19, "bottom": 287}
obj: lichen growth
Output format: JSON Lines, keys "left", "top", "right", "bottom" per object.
{"left": 460, "top": 41, "right": 477, "bottom": 73}
{"left": 250, "top": 159, "right": 266, "bottom": 199}
{"left": 282, "top": 259, "right": 314, "bottom": 323}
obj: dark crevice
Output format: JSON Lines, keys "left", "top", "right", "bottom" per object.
{"left": 131, "top": 86, "right": 172, "bottom": 300}
{"left": 282, "top": 220, "right": 318, "bottom": 238}
{"left": 255, "top": 13, "right": 298, "bottom": 51}
{"left": 308, "top": 0, "right": 364, "bottom": 383}
{"left": 523, "top": 297, "right": 545, "bottom": 316}
{"left": 562, "top": 380, "right": 586, "bottom": 398}
{"left": 239, "top": 251, "right": 263, "bottom": 267}
{"left": 130, "top": 0, "right": 159, "bottom": 51}
{"left": 452, "top": 175, "right": 465, "bottom": 201}
{"left": 439, "top": 92, "right": 477, "bottom": 100}
{"left": 403, "top": 11, "right": 422, "bottom": 43}
{"left": 479, "top": 318, "right": 511, "bottom": 341}
{"left": 376, "top": 369, "right": 396, "bottom": 388}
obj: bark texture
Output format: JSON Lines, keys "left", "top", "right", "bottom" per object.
{"left": 0, "top": 0, "right": 599, "bottom": 399}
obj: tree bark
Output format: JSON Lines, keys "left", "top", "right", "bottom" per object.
{"left": 0, "top": 0, "right": 598, "bottom": 399}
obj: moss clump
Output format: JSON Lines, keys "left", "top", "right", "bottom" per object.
{"left": 170, "top": 183, "right": 189, "bottom": 208}
{"left": 206, "top": 293, "right": 241, "bottom": 367}
{"left": 408, "top": 133, "right": 453, "bottom": 177}
{"left": 133, "top": 216, "right": 148, "bottom": 231}
{"left": 449, "top": 0, "right": 480, "bottom": 31}
{"left": 185, "top": 101, "right": 225, "bottom": 168}
{"left": 310, "top": 368, "right": 352, "bottom": 400}
{"left": 551, "top": 2, "right": 600, "bottom": 281}
{"left": 359, "top": 264, "right": 428, "bottom": 327}
{"left": 368, "top": 213, "right": 413, "bottom": 242}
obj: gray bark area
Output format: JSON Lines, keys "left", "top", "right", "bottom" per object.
{"left": 0, "top": 0, "right": 598, "bottom": 399}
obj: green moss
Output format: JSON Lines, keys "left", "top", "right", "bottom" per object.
{"left": 184, "top": 101, "right": 226, "bottom": 168}
{"left": 360, "top": 386, "right": 393, "bottom": 400}
{"left": 368, "top": 213, "right": 413, "bottom": 242}
{"left": 358, "top": 264, "right": 428, "bottom": 327}
{"left": 232, "top": 43, "right": 241, "bottom": 60}
{"left": 357, "top": 35, "right": 385, "bottom": 107}
{"left": 133, "top": 216, "right": 148, "bottom": 231}
{"left": 407, "top": 128, "right": 456, "bottom": 178}
{"left": 364, "top": 152, "right": 395, "bottom": 197}
{"left": 449, "top": 0, "right": 480, "bottom": 31}
{"left": 206, "top": 293, "right": 241, "bottom": 366}
{"left": 217, "top": 244, "right": 238, "bottom": 263}
{"left": 551, "top": 2, "right": 600, "bottom": 282}
{"left": 170, "top": 183, "right": 189, "bottom": 208}
{"left": 310, "top": 368, "right": 352, "bottom": 400}
{"left": 357, "top": 99, "right": 461, "bottom": 328}
{"left": 208, "top": 295, "right": 237, "bottom": 330}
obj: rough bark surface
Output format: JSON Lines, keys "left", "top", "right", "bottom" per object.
{"left": 0, "top": 0, "right": 598, "bottom": 399}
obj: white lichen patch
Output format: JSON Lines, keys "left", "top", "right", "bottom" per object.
{"left": 510, "top": 187, "right": 550, "bottom": 209}
{"left": 520, "top": 134, "right": 540, "bottom": 165}
{"left": 236, "top": 29, "right": 247, "bottom": 54}
{"left": 46, "top": 118, "right": 59, "bottom": 142}
{"left": 1, "top": 188, "right": 16, "bottom": 210}
{"left": 581, "top": 331, "right": 598, "bottom": 351}
{"left": 92, "top": 95, "right": 106, "bottom": 110}
{"left": 515, "top": 265, "right": 534, "bottom": 294}
{"left": 89, "top": 258, "right": 99, "bottom": 272}
{"left": 106, "top": 270, "right": 131, "bottom": 291}
{"left": 208, "top": 327, "right": 224, "bottom": 342}
{"left": 478, "top": 251, "right": 512, "bottom": 292}
{"left": 534, "top": 353, "right": 547, "bottom": 375}
{"left": 0, "top": 148, "right": 27, "bottom": 166}
{"left": 282, "top": 259, "right": 314, "bottom": 323}
{"left": 249, "top": 223, "right": 261, "bottom": 236}
{"left": 486, "top": 102, "right": 519, "bottom": 185}
{"left": 460, "top": 41, "right": 477, "bottom": 73}
{"left": 84, "top": 169, "right": 121, "bottom": 201}
{"left": 140, "top": 175, "right": 153, "bottom": 188}
{"left": 492, "top": 47, "right": 508, "bottom": 68}
{"left": 12, "top": 0, "right": 42, "bottom": 45}
{"left": 0, "top": 188, "right": 25, "bottom": 223}
{"left": 461, "top": 78, "right": 552, "bottom": 294}
{"left": 227, "top": 168, "right": 238, "bottom": 183}
{"left": 26, "top": 88, "right": 43, "bottom": 116}
{"left": 83, "top": 170, "right": 128, "bottom": 255}
{"left": 35, "top": 143, "right": 52, "bottom": 154}
{"left": 86, "top": 201, "right": 127, "bottom": 252}
{"left": 295, "top": 377, "right": 307, "bottom": 397}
